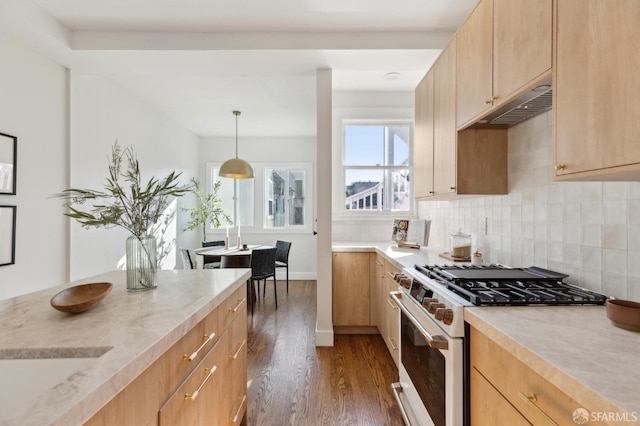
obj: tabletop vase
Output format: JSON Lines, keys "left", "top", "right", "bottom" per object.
{"left": 126, "top": 234, "right": 158, "bottom": 290}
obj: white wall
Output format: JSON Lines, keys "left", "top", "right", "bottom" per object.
{"left": 199, "top": 135, "right": 317, "bottom": 280}
{"left": 419, "top": 111, "right": 640, "bottom": 301}
{"left": 0, "top": 37, "right": 69, "bottom": 300}
{"left": 331, "top": 91, "right": 415, "bottom": 242}
{"left": 70, "top": 74, "right": 199, "bottom": 280}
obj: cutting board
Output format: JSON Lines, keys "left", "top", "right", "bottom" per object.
{"left": 439, "top": 252, "right": 471, "bottom": 262}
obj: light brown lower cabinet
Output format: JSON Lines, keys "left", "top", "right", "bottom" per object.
{"left": 470, "top": 326, "right": 606, "bottom": 426}
{"left": 382, "top": 259, "right": 400, "bottom": 367}
{"left": 332, "top": 252, "right": 371, "bottom": 326}
{"left": 85, "top": 285, "right": 247, "bottom": 426}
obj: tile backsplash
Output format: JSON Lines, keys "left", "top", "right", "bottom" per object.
{"left": 417, "top": 111, "right": 640, "bottom": 301}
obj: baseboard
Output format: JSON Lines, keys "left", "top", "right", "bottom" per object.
{"left": 315, "top": 326, "right": 334, "bottom": 347}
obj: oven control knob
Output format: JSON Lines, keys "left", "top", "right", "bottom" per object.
{"left": 442, "top": 309, "right": 454, "bottom": 325}
{"left": 427, "top": 303, "right": 445, "bottom": 315}
{"left": 422, "top": 298, "right": 438, "bottom": 310}
{"left": 393, "top": 273, "right": 406, "bottom": 283}
{"left": 434, "top": 307, "right": 446, "bottom": 321}
{"left": 399, "top": 277, "right": 412, "bottom": 289}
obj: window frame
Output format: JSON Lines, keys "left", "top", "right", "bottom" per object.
{"left": 341, "top": 119, "right": 415, "bottom": 217}
{"left": 205, "top": 161, "right": 313, "bottom": 234}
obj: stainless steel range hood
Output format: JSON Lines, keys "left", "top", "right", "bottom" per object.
{"left": 476, "top": 79, "right": 552, "bottom": 127}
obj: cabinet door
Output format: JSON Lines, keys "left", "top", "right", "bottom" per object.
{"left": 376, "top": 256, "right": 387, "bottom": 338}
{"left": 332, "top": 252, "right": 370, "bottom": 326}
{"left": 470, "top": 368, "right": 530, "bottom": 426}
{"left": 493, "top": 0, "right": 552, "bottom": 107}
{"left": 456, "top": 0, "right": 493, "bottom": 128}
{"left": 414, "top": 69, "right": 435, "bottom": 199}
{"left": 555, "top": 0, "right": 640, "bottom": 179}
{"left": 433, "top": 39, "right": 458, "bottom": 196}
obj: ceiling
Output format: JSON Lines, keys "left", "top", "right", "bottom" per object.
{"left": 0, "top": 0, "right": 477, "bottom": 136}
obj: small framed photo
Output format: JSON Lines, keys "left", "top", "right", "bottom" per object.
{"left": 0, "top": 205, "right": 16, "bottom": 266}
{"left": 0, "top": 132, "right": 17, "bottom": 195}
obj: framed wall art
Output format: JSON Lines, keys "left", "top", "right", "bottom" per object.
{"left": 0, "top": 205, "right": 16, "bottom": 266}
{"left": 0, "top": 132, "right": 17, "bottom": 195}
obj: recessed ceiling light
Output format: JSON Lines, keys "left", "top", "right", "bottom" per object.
{"left": 383, "top": 72, "right": 401, "bottom": 81}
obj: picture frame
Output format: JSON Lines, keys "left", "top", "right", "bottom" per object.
{"left": 0, "top": 132, "right": 17, "bottom": 195}
{"left": 0, "top": 205, "right": 16, "bottom": 266}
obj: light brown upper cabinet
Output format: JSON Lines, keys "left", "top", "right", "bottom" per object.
{"left": 456, "top": 0, "right": 552, "bottom": 129}
{"left": 554, "top": 0, "right": 640, "bottom": 180}
{"left": 433, "top": 38, "right": 458, "bottom": 197}
{"left": 414, "top": 69, "right": 435, "bottom": 199}
{"left": 415, "top": 37, "right": 508, "bottom": 200}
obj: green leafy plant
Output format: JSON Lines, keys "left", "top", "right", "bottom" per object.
{"left": 182, "top": 178, "right": 231, "bottom": 241}
{"left": 54, "top": 143, "right": 191, "bottom": 239}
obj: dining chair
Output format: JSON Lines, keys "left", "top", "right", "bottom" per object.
{"left": 179, "top": 248, "right": 194, "bottom": 269}
{"left": 250, "top": 247, "right": 277, "bottom": 310}
{"left": 201, "top": 240, "right": 225, "bottom": 269}
{"left": 275, "top": 240, "right": 292, "bottom": 292}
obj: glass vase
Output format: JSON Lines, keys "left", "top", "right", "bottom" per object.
{"left": 126, "top": 234, "right": 158, "bottom": 290}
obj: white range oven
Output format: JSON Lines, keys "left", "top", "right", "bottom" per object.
{"left": 390, "top": 263, "right": 608, "bottom": 426}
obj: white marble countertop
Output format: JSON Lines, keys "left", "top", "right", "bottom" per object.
{"left": 465, "top": 307, "right": 640, "bottom": 422}
{"left": 331, "top": 241, "right": 454, "bottom": 270}
{"left": 0, "top": 269, "right": 250, "bottom": 426}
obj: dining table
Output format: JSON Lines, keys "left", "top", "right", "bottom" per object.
{"left": 192, "top": 244, "right": 270, "bottom": 269}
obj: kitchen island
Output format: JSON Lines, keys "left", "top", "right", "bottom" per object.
{"left": 0, "top": 269, "right": 250, "bottom": 426}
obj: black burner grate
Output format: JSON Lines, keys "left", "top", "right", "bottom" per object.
{"left": 414, "top": 264, "right": 607, "bottom": 306}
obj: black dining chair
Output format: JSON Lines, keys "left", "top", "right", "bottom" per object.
{"left": 275, "top": 240, "right": 292, "bottom": 292}
{"left": 250, "top": 247, "right": 277, "bottom": 310}
{"left": 179, "top": 248, "right": 194, "bottom": 269}
{"left": 201, "top": 240, "right": 225, "bottom": 269}
{"left": 220, "top": 254, "right": 255, "bottom": 314}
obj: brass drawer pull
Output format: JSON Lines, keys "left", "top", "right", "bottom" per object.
{"left": 387, "top": 299, "right": 398, "bottom": 310}
{"left": 376, "top": 260, "right": 383, "bottom": 267}
{"left": 183, "top": 332, "right": 216, "bottom": 362}
{"left": 184, "top": 365, "right": 217, "bottom": 401}
{"left": 228, "top": 298, "right": 246, "bottom": 313}
{"left": 229, "top": 339, "right": 247, "bottom": 360}
{"left": 389, "top": 337, "right": 398, "bottom": 351}
{"left": 518, "top": 391, "right": 559, "bottom": 426}
{"left": 554, "top": 164, "right": 566, "bottom": 171}
{"left": 386, "top": 271, "right": 395, "bottom": 279}
{"left": 230, "top": 394, "right": 247, "bottom": 423}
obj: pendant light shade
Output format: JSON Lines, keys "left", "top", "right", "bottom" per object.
{"left": 219, "top": 110, "right": 254, "bottom": 179}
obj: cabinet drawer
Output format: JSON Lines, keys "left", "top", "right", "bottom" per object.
{"left": 159, "top": 339, "right": 224, "bottom": 426}
{"left": 375, "top": 254, "right": 385, "bottom": 271}
{"left": 470, "top": 367, "right": 530, "bottom": 426}
{"left": 217, "top": 315, "right": 248, "bottom": 426}
{"left": 470, "top": 327, "right": 602, "bottom": 426}
{"left": 164, "top": 306, "right": 220, "bottom": 394}
{"left": 220, "top": 285, "right": 247, "bottom": 331}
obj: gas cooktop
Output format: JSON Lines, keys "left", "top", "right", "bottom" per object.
{"left": 414, "top": 264, "right": 607, "bottom": 306}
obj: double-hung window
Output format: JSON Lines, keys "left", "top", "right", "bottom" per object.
{"left": 343, "top": 122, "right": 413, "bottom": 214}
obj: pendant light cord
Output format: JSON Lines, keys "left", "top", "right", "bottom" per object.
{"left": 234, "top": 110, "right": 241, "bottom": 159}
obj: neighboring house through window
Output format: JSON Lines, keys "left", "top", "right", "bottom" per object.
{"left": 343, "top": 121, "right": 413, "bottom": 214}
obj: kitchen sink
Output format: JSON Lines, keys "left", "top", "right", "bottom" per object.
{"left": 0, "top": 347, "right": 112, "bottom": 415}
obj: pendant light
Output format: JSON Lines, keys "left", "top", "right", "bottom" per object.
{"left": 219, "top": 110, "right": 254, "bottom": 179}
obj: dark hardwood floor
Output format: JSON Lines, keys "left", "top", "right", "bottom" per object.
{"left": 245, "top": 280, "right": 403, "bottom": 426}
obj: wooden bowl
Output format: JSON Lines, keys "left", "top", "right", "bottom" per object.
{"left": 605, "top": 299, "right": 640, "bottom": 332}
{"left": 50, "top": 282, "right": 113, "bottom": 314}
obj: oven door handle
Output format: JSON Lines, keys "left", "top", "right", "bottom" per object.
{"left": 390, "top": 291, "right": 449, "bottom": 351}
